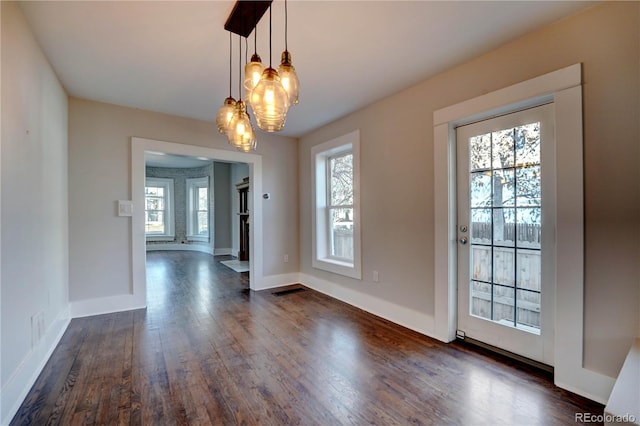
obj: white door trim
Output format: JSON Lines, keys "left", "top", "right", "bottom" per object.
{"left": 433, "top": 63, "right": 614, "bottom": 403}
{"left": 131, "top": 137, "right": 264, "bottom": 308}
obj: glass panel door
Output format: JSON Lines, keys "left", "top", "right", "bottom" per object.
{"left": 456, "top": 104, "right": 555, "bottom": 365}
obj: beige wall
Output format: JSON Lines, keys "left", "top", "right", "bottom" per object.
{"left": 299, "top": 1, "right": 639, "bottom": 378}
{"left": 69, "top": 98, "right": 299, "bottom": 302}
{"left": 1, "top": 2, "right": 69, "bottom": 420}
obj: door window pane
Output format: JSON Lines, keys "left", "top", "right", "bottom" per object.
{"left": 493, "top": 169, "right": 515, "bottom": 207}
{"left": 471, "top": 208, "right": 491, "bottom": 244}
{"left": 493, "top": 285, "right": 515, "bottom": 323}
{"left": 516, "top": 166, "right": 541, "bottom": 206}
{"left": 471, "top": 281, "right": 491, "bottom": 320}
{"left": 515, "top": 123, "right": 541, "bottom": 167}
{"left": 516, "top": 249, "right": 541, "bottom": 291}
{"left": 470, "top": 133, "right": 491, "bottom": 171}
{"left": 516, "top": 208, "right": 541, "bottom": 248}
{"left": 466, "top": 120, "right": 542, "bottom": 333}
{"left": 470, "top": 172, "right": 492, "bottom": 207}
{"left": 517, "top": 289, "right": 540, "bottom": 329}
{"left": 492, "top": 129, "right": 514, "bottom": 169}
{"left": 471, "top": 245, "right": 491, "bottom": 282}
{"left": 493, "top": 248, "right": 515, "bottom": 286}
{"left": 493, "top": 208, "right": 515, "bottom": 247}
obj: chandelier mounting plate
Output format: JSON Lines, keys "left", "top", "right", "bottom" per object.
{"left": 224, "top": 1, "right": 273, "bottom": 38}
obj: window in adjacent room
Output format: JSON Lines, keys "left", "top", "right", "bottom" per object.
{"left": 186, "top": 177, "right": 209, "bottom": 242}
{"left": 311, "top": 129, "right": 361, "bottom": 279}
{"left": 145, "top": 177, "right": 175, "bottom": 240}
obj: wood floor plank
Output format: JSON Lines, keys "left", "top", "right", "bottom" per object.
{"left": 11, "top": 252, "right": 605, "bottom": 425}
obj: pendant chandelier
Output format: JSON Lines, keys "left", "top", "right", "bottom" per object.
{"left": 219, "top": 0, "right": 300, "bottom": 150}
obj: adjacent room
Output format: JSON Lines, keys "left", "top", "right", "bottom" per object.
{"left": 2, "top": 1, "right": 639, "bottom": 424}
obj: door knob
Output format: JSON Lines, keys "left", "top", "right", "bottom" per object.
{"left": 459, "top": 237, "right": 468, "bottom": 245}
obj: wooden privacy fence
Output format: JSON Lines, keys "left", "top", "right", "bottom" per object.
{"left": 470, "top": 244, "right": 542, "bottom": 329}
{"left": 471, "top": 222, "right": 541, "bottom": 247}
{"left": 332, "top": 229, "right": 354, "bottom": 260}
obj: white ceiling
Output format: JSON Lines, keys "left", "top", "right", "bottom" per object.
{"left": 19, "top": 1, "right": 597, "bottom": 138}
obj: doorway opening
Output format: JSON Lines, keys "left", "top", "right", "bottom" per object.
{"left": 143, "top": 152, "right": 251, "bottom": 274}
{"left": 131, "top": 137, "right": 264, "bottom": 310}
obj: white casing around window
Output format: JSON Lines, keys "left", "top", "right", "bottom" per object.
{"left": 311, "top": 129, "right": 361, "bottom": 279}
{"left": 186, "top": 176, "right": 209, "bottom": 242}
{"left": 145, "top": 177, "right": 175, "bottom": 241}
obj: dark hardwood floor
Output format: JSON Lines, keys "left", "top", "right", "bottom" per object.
{"left": 12, "top": 251, "right": 604, "bottom": 425}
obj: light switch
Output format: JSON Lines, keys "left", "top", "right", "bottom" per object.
{"left": 118, "top": 200, "right": 133, "bottom": 217}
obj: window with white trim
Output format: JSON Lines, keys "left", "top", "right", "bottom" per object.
{"left": 145, "top": 177, "right": 175, "bottom": 240}
{"left": 311, "top": 130, "right": 361, "bottom": 279}
{"left": 186, "top": 177, "right": 209, "bottom": 242}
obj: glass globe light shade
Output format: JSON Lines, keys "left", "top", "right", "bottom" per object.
{"left": 226, "top": 100, "right": 256, "bottom": 151}
{"left": 244, "top": 53, "right": 265, "bottom": 103}
{"left": 215, "top": 97, "right": 236, "bottom": 134}
{"left": 278, "top": 50, "right": 300, "bottom": 106}
{"left": 236, "top": 139, "right": 257, "bottom": 152}
{"left": 251, "top": 67, "right": 289, "bottom": 132}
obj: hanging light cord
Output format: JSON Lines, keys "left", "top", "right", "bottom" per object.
{"left": 284, "top": 0, "right": 288, "bottom": 51}
{"left": 254, "top": 5, "right": 258, "bottom": 56}
{"left": 238, "top": 34, "right": 242, "bottom": 101}
{"left": 228, "top": 31, "right": 233, "bottom": 98}
{"left": 268, "top": 3, "right": 273, "bottom": 68}
{"left": 245, "top": 37, "right": 248, "bottom": 64}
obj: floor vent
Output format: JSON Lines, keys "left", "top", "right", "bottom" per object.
{"left": 272, "top": 288, "right": 307, "bottom": 297}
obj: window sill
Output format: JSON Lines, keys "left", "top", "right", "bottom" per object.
{"left": 187, "top": 236, "right": 209, "bottom": 243}
{"left": 146, "top": 235, "right": 175, "bottom": 242}
{"left": 313, "top": 257, "right": 361, "bottom": 280}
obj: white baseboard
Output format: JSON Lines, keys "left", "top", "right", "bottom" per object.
{"left": 556, "top": 378, "right": 613, "bottom": 406}
{"left": 214, "top": 248, "right": 233, "bottom": 255}
{"left": 70, "top": 294, "right": 145, "bottom": 318}
{"left": 298, "top": 273, "right": 437, "bottom": 339}
{"left": 146, "top": 243, "right": 213, "bottom": 255}
{"left": 254, "top": 273, "right": 301, "bottom": 291}
{"left": 1, "top": 307, "right": 71, "bottom": 426}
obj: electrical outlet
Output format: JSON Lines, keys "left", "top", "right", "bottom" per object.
{"left": 373, "top": 270, "right": 379, "bottom": 282}
{"left": 31, "top": 312, "right": 45, "bottom": 347}
{"left": 284, "top": 254, "right": 289, "bottom": 263}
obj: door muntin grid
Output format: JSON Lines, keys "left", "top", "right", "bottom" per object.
{"left": 468, "top": 122, "right": 542, "bottom": 334}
